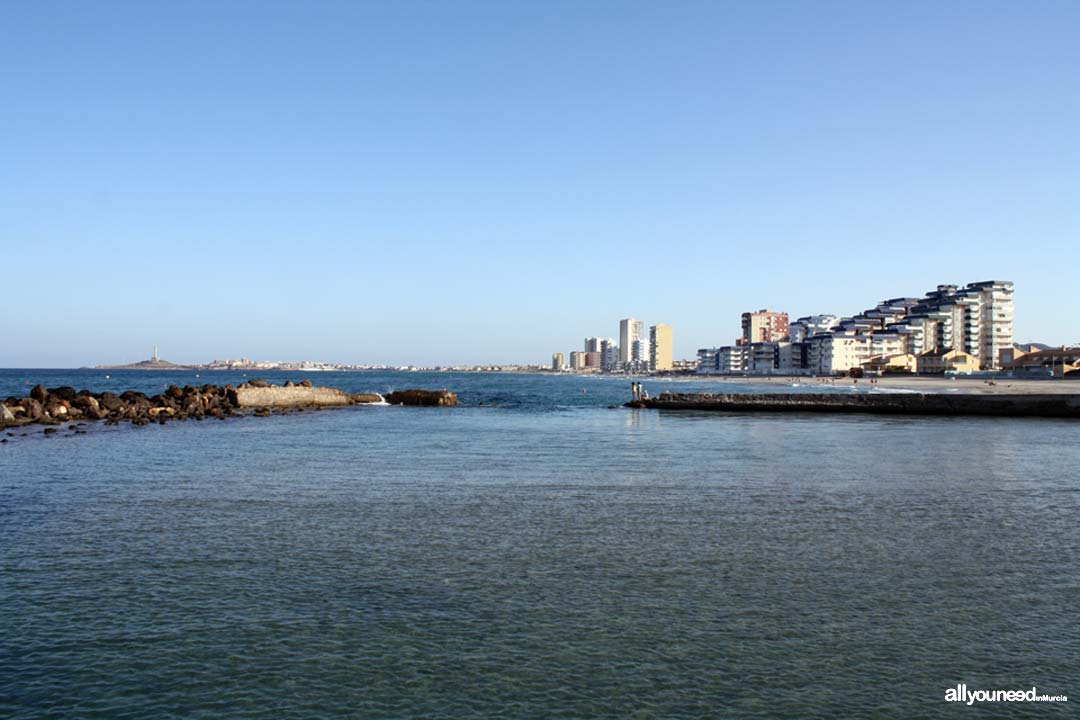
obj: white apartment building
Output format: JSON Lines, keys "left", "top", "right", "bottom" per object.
{"left": 696, "top": 348, "right": 718, "bottom": 374}
{"left": 888, "top": 281, "right": 1014, "bottom": 369}
{"left": 718, "top": 345, "right": 747, "bottom": 373}
{"left": 600, "top": 340, "right": 620, "bottom": 372}
{"left": 789, "top": 315, "right": 839, "bottom": 343}
{"left": 749, "top": 342, "right": 783, "bottom": 373}
{"left": 695, "top": 345, "right": 748, "bottom": 374}
{"left": 619, "top": 318, "right": 646, "bottom": 365}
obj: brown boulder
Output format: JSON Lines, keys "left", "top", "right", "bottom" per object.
{"left": 99, "top": 396, "right": 124, "bottom": 412}
{"left": 74, "top": 395, "right": 107, "bottom": 420}
{"left": 20, "top": 398, "right": 43, "bottom": 421}
{"left": 47, "top": 386, "right": 77, "bottom": 402}
{"left": 383, "top": 389, "right": 459, "bottom": 407}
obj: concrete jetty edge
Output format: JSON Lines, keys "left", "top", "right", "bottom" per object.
{"left": 629, "top": 392, "right": 1080, "bottom": 418}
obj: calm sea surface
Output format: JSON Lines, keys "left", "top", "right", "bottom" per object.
{"left": 1, "top": 369, "right": 1077, "bottom": 718}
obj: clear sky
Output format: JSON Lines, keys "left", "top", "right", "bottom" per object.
{"left": 2, "top": 1, "right": 1078, "bottom": 367}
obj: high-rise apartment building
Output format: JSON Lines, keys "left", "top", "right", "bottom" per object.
{"left": 739, "top": 309, "right": 789, "bottom": 345}
{"left": 600, "top": 339, "right": 620, "bottom": 372}
{"left": 889, "top": 281, "right": 1014, "bottom": 369}
{"left": 649, "top": 324, "right": 673, "bottom": 371}
{"left": 584, "top": 337, "right": 603, "bottom": 353}
{"left": 569, "top": 351, "right": 587, "bottom": 371}
{"left": 551, "top": 352, "right": 565, "bottom": 372}
{"left": 619, "top": 318, "right": 646, "bottom": 365}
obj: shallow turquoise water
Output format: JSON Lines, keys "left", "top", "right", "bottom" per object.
{"left": 1, "top": 371, "right": 1077, "bottom": 718}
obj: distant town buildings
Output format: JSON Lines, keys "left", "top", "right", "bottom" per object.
{"left": 698, "top": 280, "right": 1016, "bottom": 376}
{"left": 547, "top": 279, "right": 1024, "bottom": 376}
{"left": 551, "top": 352, "right": 565, "bottom": 372}
{"left": 549, "top": 319, "right": 684, "bottom": 374}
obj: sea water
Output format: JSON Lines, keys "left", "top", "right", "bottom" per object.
{"left": 1, "top": 370, "right": 1076, "bottom": 718}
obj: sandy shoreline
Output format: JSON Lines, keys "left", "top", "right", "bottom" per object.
{"left": 679, "top": 374, "right": 1080, "bottom": 395}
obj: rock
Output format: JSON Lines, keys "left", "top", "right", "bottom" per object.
{"left": 120, "top": 390, "right": 149, "bottom": 405}
{"left": 98, "top": 396, "right": 124, "bottom": 412}
{"left": 30, "top": 384, "right": 48, "bottom": 402}
{"left": 248, "top": 379, "right": 270, "bottom": 388}
{"left": 351, "top": 393, "right": 384, "bottom": 404}
{"left": 299, "top": 379, "right": 312, "bottom": 387}
{"left": 166, "top": 385, "right": 184, "bottom": 400}
{"left": 73, "top": 394, "right": 102, "bottom": 415}
{"left": 383, "top": 390, "right": 459, "bottom": 407}
{"left": 43, "top": 427, "right": 58, "bottom": 435}
{"left": 1, "top": 405, "right": 15, "bottom": 424}
{"left": 20, "top": 398, "right": 43, "bottom": 421}
{"left": 47, "top": 386, "right": 77, "bottom": 402}
{"left": 284, "top": 380, "right": 295, "bottom": 387}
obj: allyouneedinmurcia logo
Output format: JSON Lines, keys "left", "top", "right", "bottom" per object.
{"left": 945, "top": 684, "right": 1067, "bottom": 705}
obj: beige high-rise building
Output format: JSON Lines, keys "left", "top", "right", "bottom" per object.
{"left": 740, "top": 309, "right": 790, "bottom": 346}
{"left": 551, "top": 352, "right": 565, "bottom": 372}
{"left": 650, "top": 323, "right": 673, "bottom": 371}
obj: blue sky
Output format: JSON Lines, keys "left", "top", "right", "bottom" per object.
{"left": 2, "top": 1, "right": 1078, "bottom": 366}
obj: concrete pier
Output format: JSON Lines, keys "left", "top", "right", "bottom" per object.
{"left": 630, "top": 392, "right": 1080, "bottom": 419}
{"left": 231, "top": 385, "right": 357, "bottom": 408}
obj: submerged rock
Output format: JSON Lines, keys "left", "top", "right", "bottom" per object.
{"left": 383, "top": 390, "right": 458, "bottom": 407}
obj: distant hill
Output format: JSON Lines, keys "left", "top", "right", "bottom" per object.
{"left": 94, "top": 358, "right": 194, "bottom": 370}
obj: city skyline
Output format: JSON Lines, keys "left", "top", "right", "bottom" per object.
{"left": 4, "top": 2, "right": 1080, "bottom": 367}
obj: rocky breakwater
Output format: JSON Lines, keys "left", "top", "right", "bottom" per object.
{"left": 629, "top": 392, "right": 1080, "bottom": 419}
{"left": 2, "top": 383, "right": 242, "bottom": 432}
{"left": 0, "top": 380, "right": 452, "bottom": 438}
